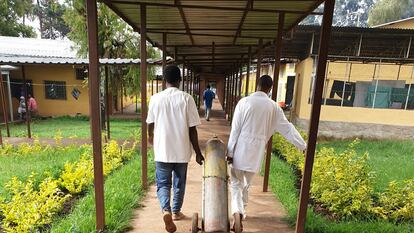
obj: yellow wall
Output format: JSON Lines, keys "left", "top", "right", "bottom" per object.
{"left": 294, "top": 57, "right": 414, "bottom": 127}
{"left": 240, "top": 63, "right": 294, "bottom": 102}
{"left": 8, "top": 65, "right": 90, "bottom": 117}
{"left": 379, "top": 18, "right": 414, "bottom": 29}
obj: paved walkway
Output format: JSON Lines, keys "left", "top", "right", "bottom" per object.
{"left": 127, "top": 99, "right": 294, "bottom": 233}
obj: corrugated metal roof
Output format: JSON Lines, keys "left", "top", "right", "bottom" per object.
{"left": 0, "top": 56, "right": 164, "bottom": 65}
{"left": 372, "top": 16, "right": 414, "bottom": 28}
{"left": 0, "top": 36, "right": 77, "bottom": 58}
{"left": 104, "top": 0, "right": 325, "bottom": 73}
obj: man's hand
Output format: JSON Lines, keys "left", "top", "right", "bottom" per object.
{"left": 226, "top": 156, "right": 233, "bottom": 164}
{"left": 196, "top": 153, "right": 204, "bottom": 165}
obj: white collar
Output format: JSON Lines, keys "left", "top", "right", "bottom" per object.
{"left": 251, "top": 91, "right": 269, "bottom": 98}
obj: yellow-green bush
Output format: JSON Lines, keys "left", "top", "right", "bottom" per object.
{"left": 273, "top": 132, "right": 414, "bottom": 222}
{"left": 372, "top": 180, "right": 414, "bottom": 221}
{"left": 0, "top": 175, "right": 70, "bottom": 233}
{"left": 311, "top": 142, "right": 375, "bottom": 218}
{"left": 0, "top": 138, "right": 51, "bottom": 157}
{"left": 59, "top": 155, "right": 94, "bottom": 194}
{"left": 0, "top": 139, "right": 138, "bottom": 232}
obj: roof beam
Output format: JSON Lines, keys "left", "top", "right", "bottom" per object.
{"left": 148, "top": 30, "right": 275, "bottom": 39}
{"left": 233, "top": 0, "right": 252, "bottom": 45}
{"left": 110, "top": 1, "right": 324, "bottom": 15}
{"left": 148, "top": 28, "right": 279, "bottom": 31}
{"left": 175, "top": 0, "right": 194, "bottom": 45}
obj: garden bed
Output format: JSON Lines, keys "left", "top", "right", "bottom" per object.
{"left": 270, "top": 134, "right": 414, "bottom": 232}
{"left": 0, "top": 139, "right": 146, "bottom": 232}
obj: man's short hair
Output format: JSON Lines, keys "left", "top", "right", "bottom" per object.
{"left": 164, "top": 65, "right": 181, "bottom": 84}
{"left": 207, "top": 84, "right": 211, "bottom": 89}
{"left": 257, "top": 75, "right": 273, "bottom": 90}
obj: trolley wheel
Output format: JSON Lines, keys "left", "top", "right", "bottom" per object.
{"left": 191, "top": 213, "right": 199, "bottom": 233}
{"left": 234, "top": 213, "right": 242, "bottom": 233}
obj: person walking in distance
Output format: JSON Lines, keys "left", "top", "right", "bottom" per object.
{"left": 227, "top": 75, "right": 307, "bottom": 231}
{"left": 203, "top": 84, "right": 215, "bottom": 121}
{"left": 147, "top": 65, "right": 204, "bottom": 233}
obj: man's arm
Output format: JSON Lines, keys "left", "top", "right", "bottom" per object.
{"left": 226, "top": 101, "right": 243, "bottom": 163}
{"left": 148, "top": 123, "right": 154, "bottom": 145}
{"left": 272, "top": 105, "right": 307, "bottom": 151}
{"left": 189, "top": 126, "right": 204, "bottom": 165}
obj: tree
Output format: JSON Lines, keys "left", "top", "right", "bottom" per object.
{"left": 0, "top": 0, "right": 36, "bottom": 37}
{"left": 64, "top": 0, "right": 160, "bottom": 97}
{"left": 34, "top": 0, "right": 70, "bottom": 39}
{"left": 302, "top": 0, "right": 376, "bottom": 27}
{"left": 368, "top": 0, "right": 414, "bottom": 26}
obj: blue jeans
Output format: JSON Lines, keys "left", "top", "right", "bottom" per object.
{"left": 156, "top": 162, "right": 188, "bottom": 213}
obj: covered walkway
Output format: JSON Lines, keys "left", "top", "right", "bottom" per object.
{"left": 128, "top": 99, "right": 293, "bottom": 233}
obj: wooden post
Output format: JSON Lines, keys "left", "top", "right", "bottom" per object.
{"left": 162, "top": 32, "right": 167, "bottom": 90}
{"left": 0, "top": 69, "right": 10, "bottom": 137}
{"left": 255, "top": 38, "right": 263, "bottom": 89}
{"left": 295, "top": 1, "right": 335, "bottom": 232}
{"left": 86, "top": 0, "right": 105, "bottom": 230}
{"left": 105, "top": 65, "right": 110, "bottom": 139}
{"left": 264, "top": 13, "right": 284, "bottom": 192}
{"left": 140, "top": 3, "right": 148, "bottom": 190}
{"left": 245, "top": 46, "right": 251, "bottom": 96}
{"left": 21, "top": 66, "right": 31, "bottom": 138}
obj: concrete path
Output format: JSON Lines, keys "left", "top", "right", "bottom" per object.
{"left": 128, "top": 99, "right": 294, "bottom": 233}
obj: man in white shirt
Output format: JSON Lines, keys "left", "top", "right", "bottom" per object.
{"left": 227, "top": 75, "right": 307, "bottom": 230}
{"left": 147, "top": 65, "right": 204, "bottom": 233}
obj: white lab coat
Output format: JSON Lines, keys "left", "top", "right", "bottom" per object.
{"left": 227, "top": 91, "right": 306, "bottom": 173}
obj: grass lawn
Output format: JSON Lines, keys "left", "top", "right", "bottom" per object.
{"left": 50, "top": 151, "right": 155, "bottom": 233}
{"left": 1, "top": 116, "right": 141, "bottom": 140}
{"left": 269, "top": 157, "right": 413, "bottom": 233}
{"left": 0, "top": 145, "right": 86, "bottom": 197}
{"left": 318, "top": 140, "right": 414, "bottom": 192}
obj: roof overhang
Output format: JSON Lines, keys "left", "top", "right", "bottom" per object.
{"left": 0, "top": 57, "right": 167, "bottom": 65}
{"left": 102, "top": 0, "right": 325, "bottom": 73}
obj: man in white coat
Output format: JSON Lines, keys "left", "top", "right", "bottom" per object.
{"left": 227, "top": 75, "right": 307, "bottom": 230}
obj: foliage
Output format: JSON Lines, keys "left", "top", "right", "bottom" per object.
{"left": 0, "top": 0, "right": 36, "bottom": 37}
{"left": 268, "top": 157, "right": 414, "bottom": 233}
{"left": 373, "top": 180, "right": 414, "bottom": 221}
{"left": 0, "top": 138, "right": 137, "bottom": 231}
{"left": 63, "top": 0, "right": 160, "bottom": 96}
{"left": 50, "top": 151, "right": 155, "bottom": 233}
{"left": 34, "top": 0, "right": 70, "bottom": 39}
{"left": 59, "top": 155, "right": 93, "bottom": 194}
{"left": 311, "top": 141, "right": 375, "bottom": 219}
{"left": 368, "top": 0, "right": 414, "bottom": 26}
{"left": 273, "top": 132, "right": 414, "bottom": 222}
{"left": 0, "top": 175, "right": 70, "bottom": 233}
{"left": 302, "top": 0, "right": 376, "bottom": 27}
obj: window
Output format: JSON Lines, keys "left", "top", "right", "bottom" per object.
{"left": 45, "top": 81, "right": 66, "bottom": 100}
{"left": 76, "top": 68, "right": 87, "bottom": 80}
